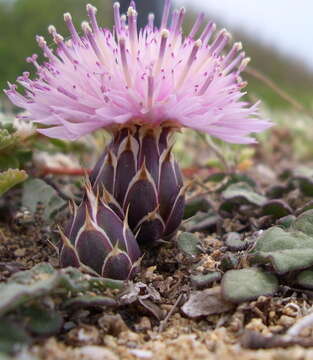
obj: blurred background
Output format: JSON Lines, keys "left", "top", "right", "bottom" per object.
{"left": 1, "top": 0, "right": 313, "bottom": 108}
{"left": 1, "top": 0, "right": 313, "bottom": 170}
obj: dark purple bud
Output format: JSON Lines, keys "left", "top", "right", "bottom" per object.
{"left": 135, "top": 210, "right": 165, "bottom": 245}
{"left": 138, "top": 128, "right": 160, "bottom": 184}
{"left": 123, "top": 163, "right": 158, "bottom": 231}
{"left": 60, "top": 187, "right": 141, "bottom": 280}
{"left": 59, "top": 231, "right": 80, "bottom": 268}
{"left": 158, "top": 147, "right": 182, "bottom": 222}
{"left": 114, "top": 135, "right": 138, "bottom": 204}
{"left": 97, "top": 200, "right": 140, "bottom": 261}
{"left": 159, "top": 127, "right": 173, "bottom": 154}
{"left": 75, "top": 212, "right": 112, "bottom": 274}
{"left": 92, "top": 151, "right": 116, "bottom": 195}
{"left": 89, "top": 150, "right": 107, "bottom": 184}
{"left": 87, "top": 126, "right": 186, "bottom": 247}
{"left": 102, "top": 248, "right": 134, "bottom": 280}
{"left": 163, "top": 187, "right": 186, "bottom": 238}
{"left": 101, "top": 188, "right": 124, "bottom": 219}
{"left": 65, "top": 203, "right": 86, "bottom": 243}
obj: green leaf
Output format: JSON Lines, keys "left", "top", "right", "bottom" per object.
{"left": 225, "top": 232, "right": 249, "bottom": 251}
{"left": 0, "top": 169, "right": 28, "bottom": 196}
{"left": 250, "top": 225, "right": 313, "bottom": 274}
{"left": 297, "top": 270, "right": 313, "bottom": 289}
{"left": 221, "top": 182, "right": 267, "bottom": 208}
{"left": 220, "top": 253, "right": 239, "bottom": 271}
{"left": 292, "top": 167, "right": 313, "bottom": 196}
{"left": 0, "top": 263, "right": 124, "bottom": 317}
{"left": 22, "top": 179, "right": 66, "bottom": 220}
{"left": 206, "top": 173, "right": 256, "bottom": 193}
{"left": 177, "top": 232, "right": 202, "bottom": 257}
{"left": 63, "top": 295, "right": 116, "bottom": 310}
{"left": 221, "top": 268, "right": 278, "bottom": 303}
{"left": 0, "top": 130, "right": 17, "bottom": 152}
{"left": 184, "top": 210, "right": 220, "bottom": 233}
{"left": 262, "top": 199, "right": 292, "bottom": 219}
{"left": 20, "top": 305, "right": 63, "bottom": 336}
{"left": 183, "top": 196, "right": 211, "bottom": 219}
{"left": 0, "top": 156, "right": 20, "bottom": 171}
{"left": 190, "top": 272, "right": 221, "bottom": 289}
{"left": 276, "top": 215, "right": 296, "bottom": 229}
{"left": 0, "top": 319, "right": 31, "bottom": 355}
{"left": 292, "top": 209, "right": 313, "bottom": 236}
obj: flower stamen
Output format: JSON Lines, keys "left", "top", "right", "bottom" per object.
{"left": 176, "top": 39, "right": 202, "bottom": 89}
{"left": 155, "top": 29, "right": 169, "bottom": 75}
{"left": 64, "top": 12, "right": 81, "bottom": 45}
{"left": 189, "top": 12, "right": 205, "bottom": 39}
{"left": 127, "top": 6, "right": 138, "bottom": 58}
{"left": 113, "top": 2, "right": 122, "bottom": 35}
{"left": 161, "top": 0, "right": 171, "bottom": 29}
{"left": 119, "top": 37, "right": 131, "bottom": 87}
{"left": 82, "top": 21, "right": 106, "bottom": 65}
{"left": 87, "top": 4, "right": 100, "bottom": 34}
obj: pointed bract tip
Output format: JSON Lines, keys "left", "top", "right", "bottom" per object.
{"left": 138, "top": 160, "right": 149, "bottom": 180}
{"left": 58, "top": 225, "right": 72, "bottom": 246}
{"left": 108, "top": 242, "right": 124, "bottom": 257}
{"left": 84, "top": 205, "right": 96, "bottom": 231}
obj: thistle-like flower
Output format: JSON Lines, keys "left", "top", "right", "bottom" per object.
{"left": 5, "top": 1, "right": 270, "bottom": 143}
{"left": 60, "top": 184, "right": 141, "bottom": 279}
{"left": 5, "top": 0, "right": 272, "bottom": 277}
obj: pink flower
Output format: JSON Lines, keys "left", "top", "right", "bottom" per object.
{"left": 5, "top": 0, "right": 271, "bottom": 143}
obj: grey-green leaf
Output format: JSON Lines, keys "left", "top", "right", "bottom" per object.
{"left": 177, "top": 232, "right": 202, "bottom": 257}
{"left": 0, "top": 263, "right": 124, "bottom": 316}
{"left": 292, "top": 167, "right": 313, "bottom": 196}
{"left": 221, "top": 182, "right": 267, "bottom": 207}
{"left": 251, "top": 225, "right": 313, "bottom": 274}
{"left": 63, "top": 295, "right": 117, "bottom": 310}
{"left": 221, "top": 268, "right": 278, "bottom": 303}
{"left": 190, "top": 272, "right": 221, "bottom": 289}
{"left": 0, "top": 319, "right": 31, "bottom": 355}
{"left": 292, "top": 209, "right": 313, "bottom": 236}
{"left": 262, "top": 199, "right": 292, "bottom": 219}
{"left": 21, "top": 305, "right": 63, "bottom": 336}
{"left": 22, "top": 179, "right": 66, "bottom": 220}
{"left": 296, "top": 270, "right": 313, "bottom": 289}
{"left": 225, "top": 232, "right": 249, "bottom": 251}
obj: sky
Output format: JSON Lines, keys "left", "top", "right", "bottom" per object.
{"left": 175, "top": 0, "right": 313, "bottom": 69}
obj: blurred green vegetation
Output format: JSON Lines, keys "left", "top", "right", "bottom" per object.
{"left": 0, "top": 0, "right": 112, "bottom": 94}
{"left": 182, "top": 11, "right": 313, "bottom": 110}
{"left": 0, "top": 0, "right": 313, "bottom": 110}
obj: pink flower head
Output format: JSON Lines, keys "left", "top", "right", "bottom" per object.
{"left": 5, "top": 0, "right": 271, "bottom": 143}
